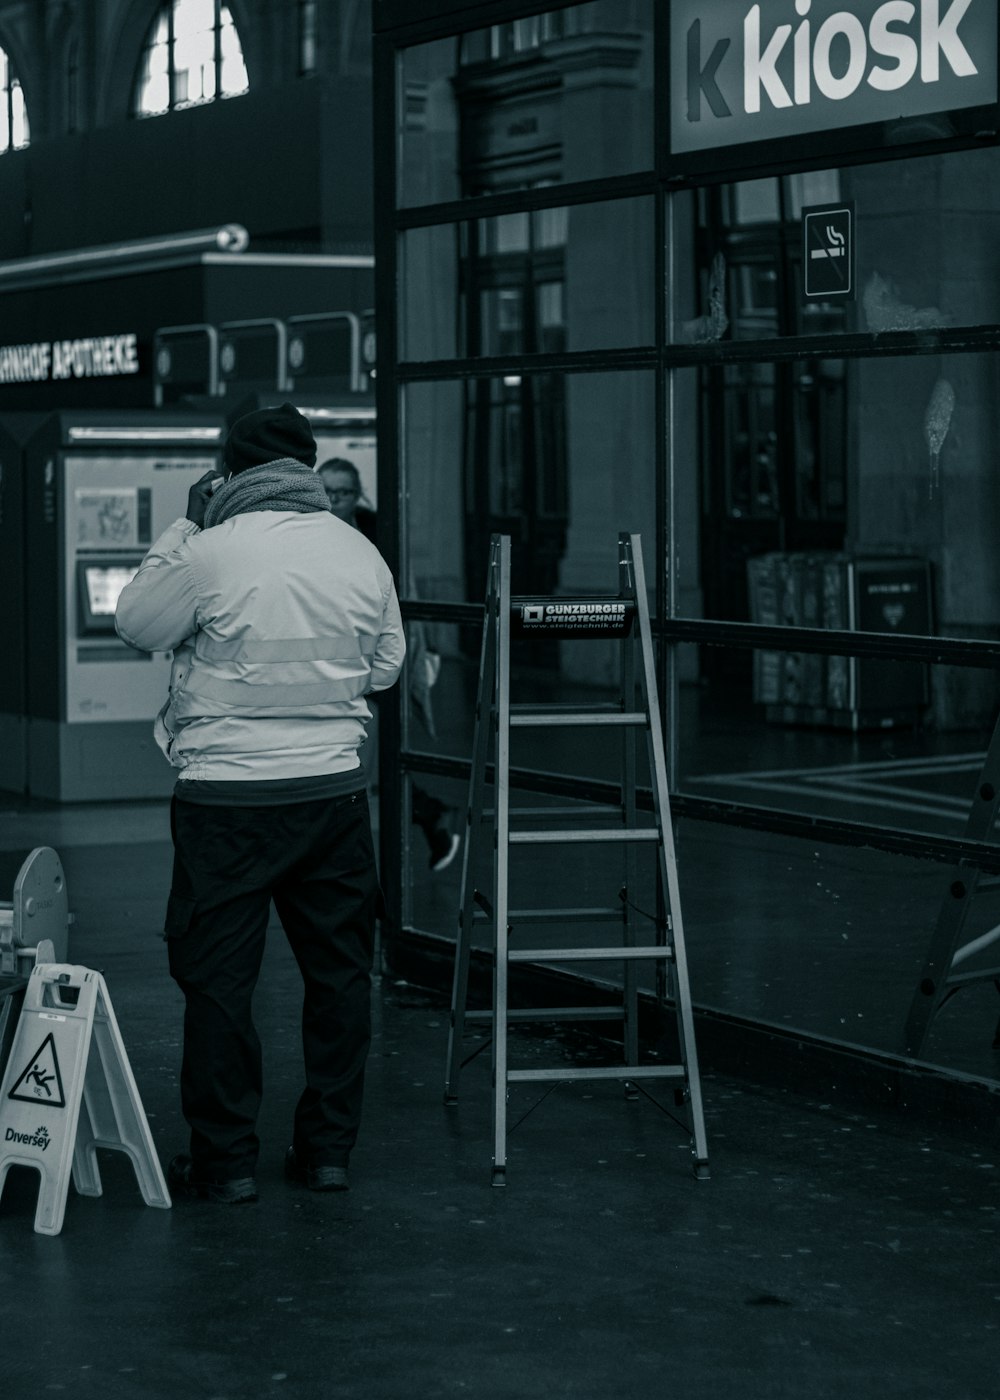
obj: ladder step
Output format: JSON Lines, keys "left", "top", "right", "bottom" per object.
{"left": 510, "top": 702, "right": 621, "bottom": 713}
{"left": 945, "top": 964, "right": 1000, "bottom": 989}
{"left": 510, "top": 828, "right": 660, "bottom": 845}
{"left": 507, "top": 1065, "right": 686, "bottom": 1084}
{"left": 464, "top": 1006, "right": 624, "bottom": 1024}
{"left": 483, "top": 806, "right": 627, "bottom": 822}
{"left": 508, "top": 945, "right": 670, "bottom": 963}
{"left": 473, "top": 906, "right": 625, "bottom": 924}
{"left": 509, "top": 710, "right": 647, "bottom": 728}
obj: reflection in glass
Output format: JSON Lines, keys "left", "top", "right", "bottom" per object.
{"left": 398, "top": 1, "right": 654, "bottom": 208}
{"left": 400, "top": 198, "right": 654, "bottom": 362}
{"left": 675, "top": 818, "right": 1000, "bottom": 1077}
{"left": 685, "top": 147, "right": 1000, "bottom": 344}
{"left": 696, "top": 350, "right": 1000, "bottom": 664}
{"left": 403, "top": 370, "right": 654, "bottom": 611}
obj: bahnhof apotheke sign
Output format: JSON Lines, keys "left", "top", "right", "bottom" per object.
{"left": 672, "top": 0, "right": 997, "bottom": 154}
{"left": 0, "top": 334, "right": 140, "bottom": 385}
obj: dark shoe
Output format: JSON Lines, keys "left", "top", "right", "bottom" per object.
{"left": 167, "top": 1153, "right": 258, "bottom": 1205}
{"left": 427, "top": 820, "right": 461, "bottom": 873}
{"left": 284, "top": 1146, "right": 349, "bottom": 1192}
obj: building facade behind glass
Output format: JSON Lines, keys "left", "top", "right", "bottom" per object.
{"left": 373, "top": 0, "right": 1000, "bottom": 1091}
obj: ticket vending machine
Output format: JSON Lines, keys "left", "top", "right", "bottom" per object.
{"left": 24, "top": 410, "right": 227, "bottom": 801}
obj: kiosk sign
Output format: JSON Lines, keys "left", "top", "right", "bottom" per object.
{"left": 672, "top": 0, "right": 997, "bottom": 155}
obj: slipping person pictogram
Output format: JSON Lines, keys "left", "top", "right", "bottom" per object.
{"left": 8, "top": 1033, "right": 66, "bottom": 1108}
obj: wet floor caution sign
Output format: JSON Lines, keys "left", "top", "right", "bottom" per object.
{"left": 8, "top": 1032, "right": 67, "bottom": 1107}
{"left": 0, "top": 964, "right": 171, "bottom": 1235}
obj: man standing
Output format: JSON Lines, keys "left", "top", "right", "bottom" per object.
{"left": 116, "top": 403, "right": 404, "bottom": 1204}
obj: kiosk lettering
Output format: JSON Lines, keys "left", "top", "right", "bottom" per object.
{"left": 674, "top": 0, "right": 997, "bottom": 153}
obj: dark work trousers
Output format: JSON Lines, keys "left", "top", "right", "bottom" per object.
{"left": 165, "top": 790, "right": 379, "bottom": 1181}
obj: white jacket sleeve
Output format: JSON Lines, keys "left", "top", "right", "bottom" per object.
{"left": 115, "top": 519, "right": 203, "bottom": 653}
{"left": 368, "top": 569, "right": 406, "bottom": 694}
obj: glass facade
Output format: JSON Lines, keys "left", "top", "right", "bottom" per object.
{"left": 376, "top": 0, "right": 1000, "bottom": 1087}
{"left": 397, "top": 2, "right": 654, "bottom": 207}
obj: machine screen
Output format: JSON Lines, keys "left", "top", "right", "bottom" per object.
{"left": 77, "top": 558, "right": 142, "bottom": 634}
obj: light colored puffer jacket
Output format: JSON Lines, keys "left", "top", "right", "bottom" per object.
{"left": 115, "top": 511, "right": 405, "bottom": 782}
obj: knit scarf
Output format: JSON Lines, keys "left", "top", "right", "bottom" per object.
{"left": 203, "top": 457, "right": 330, "bottom": 528}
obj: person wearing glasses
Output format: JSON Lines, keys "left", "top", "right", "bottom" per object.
{"left": 318, "top": 458, "right": 460, "bottom": 874}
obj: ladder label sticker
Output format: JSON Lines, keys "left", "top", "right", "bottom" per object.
{"left": 7, "top": 1033, "right": 67, "bottom": 1108}
{"left": 515, "top": 600, "right": 633, "bottom": 636}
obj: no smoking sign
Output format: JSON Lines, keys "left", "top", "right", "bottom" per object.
{"left": 803, "top": 203, "right": 855, "bottom": 301}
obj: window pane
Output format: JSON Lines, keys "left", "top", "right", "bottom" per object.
{"left": 135, "top": 16, "right": 170, "bottom": 115}
{"left": 689, "top": 349, "right": 1000, "bottom": 686}
{"left": 11, "top": 79, "right": 27, "bottom": 148}
{"left": 398, "top": 1, "right": 654, "bottom": 208}
{"left": 401, "top": 369, "right": 655, "bottom": 741}
{"left": 400, "top": 197, "right": 654, "bottom": 361}
{"left": 220, "top": 7, "right": 249, "bottom": 96}
{"left": 680, "top": 147, "right": 1000, "bottom": 345}
{"left": 0, "top": 44, "right": 29, "bottom": 154}
{"left": 174, "top": 3, "right": 216, "bottom": 106}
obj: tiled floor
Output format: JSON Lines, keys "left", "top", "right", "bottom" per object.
{"left": 0, "top": 810, "right": 998, "bottom": 1399}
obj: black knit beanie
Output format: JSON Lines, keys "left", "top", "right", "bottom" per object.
{"left": 224, "top": 402, "right": 317, "bottom": 475}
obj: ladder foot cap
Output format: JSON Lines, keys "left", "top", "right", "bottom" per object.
{"left": 693, "top": 1160, "right": 711, "bottom": 1181}
{"left": 443, "top": 1094, "right": 459, "bottom": 1107}
{"left": 491, "top": 1168, "right": 507, "bottom": 1187}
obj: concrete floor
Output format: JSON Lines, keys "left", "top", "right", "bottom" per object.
{"left": 0, "top": 809, "right": 998, "bottom": 1399}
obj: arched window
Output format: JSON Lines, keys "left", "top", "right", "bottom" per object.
{"left": 0, "top": 43, "right": 29, "bottom": 153}
{"left": 134, "top": 0, "right": 248, "bottom": 117}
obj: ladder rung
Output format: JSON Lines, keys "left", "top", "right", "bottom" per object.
{"left": 507, "top": 1065, "right": 686, "bottom": 1084}
{"left": 509, "top": 711, "right": 647, "bottom": 728}
{"left": 510, "top": 701, "right": 621, "bottom": 712}
{"left": 509, "top": 828, "right": 660, "bottom": 845}
{"left": 508, "top": 945, "right": 670, "bottom": 963}
{"left": 472, "top": 906, "right": 624, "bottom": 924}
{"left": 945, "top": 965, "right": 1000, "bottom": 989}
{"left": 512, "top": 906, "right": 628, "bottom": 922}
{"left": 515, "top": 907, "right": 621, "bottom": 918}
{"left": 484, "top": 806, "right": 628, "bottom": 822}
{"left": 464, "top": 1006, "right": 624, "bottom": 1024}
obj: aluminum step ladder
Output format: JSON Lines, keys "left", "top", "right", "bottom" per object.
{"left": 445, "top": 532, "right": 709, "bottom": 1186}
{"left": 903, "top": 706, "right": 1000, "bottom": 1057}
